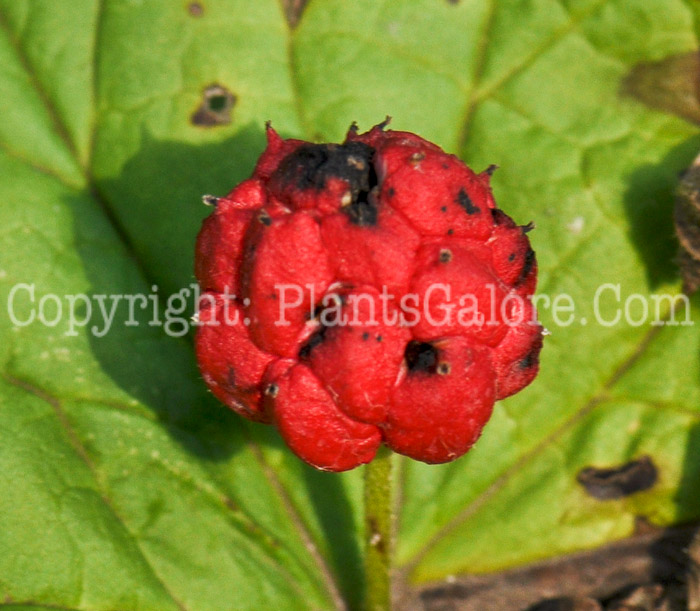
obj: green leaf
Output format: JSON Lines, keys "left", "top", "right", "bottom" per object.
{"left": 1, "top": 0, "right": 700, "bottom": 608}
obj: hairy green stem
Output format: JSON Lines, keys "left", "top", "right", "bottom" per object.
{"left": 364, "top": 445, "right": 393, "bottom": 611}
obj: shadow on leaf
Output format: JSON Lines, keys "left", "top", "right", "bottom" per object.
{"left": 623, "top": 135, "right": 700, "bottom": 288}
{"left": 65, "top": 124, "right": 363, "bottom": 606}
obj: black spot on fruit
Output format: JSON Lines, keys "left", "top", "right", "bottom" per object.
{"left": 520, "top": 344, "right": 540, "bottom": 369}
{"left": 508, "top": 253, "right": 516, "bottom": 262}
{"left": 298, "top": 327, "right": 327, "bottom": 360}
{"left": 439, "top": 249, "right": 452, "bottom": 263}
{"left": 265, "top": 383, "right": 279, "bottom": 398}
{"left": 275, "top": 141, "right": 379, "bottom": 226}
{"left": 191, "top": 84, "right": 236, "bottom": 127}
{"left": 490, "top": 208, "right": 507, "bottom": 225}
{"left": 457, "top": 188, "right": 480, "bottom": 215}
{"left": 515, "top": 249, "right": 536, "bottom": 287}
{"left": 345, "top": 191, "right": 378, "bottom": 226}
{"left": 405, "top": 341, "right": 438, "bottom": 374}
{"left": 362, "top": 332, "right": 370, "bottom": 341}
{"left": 299, "top": 298, "right": 346, "bottom": 357}
{"left": 275, "top": 141, "right": 373, "bottom": 191}
{"left": 577, "top": 456, "right": 658, "bottom": 500}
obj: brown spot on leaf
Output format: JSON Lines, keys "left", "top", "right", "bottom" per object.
{"left": 188, "top": 2, "right": 204, "bottom": 17}
{"left": 191, "top": 84, "right": 236, "bottom": 127}
{"left": 675, "top": 154, "right": 700, "bottom": 293}
{"left": 577, "top": 455, "right": 658, "bottom": 500}
{"left": 222, "top": 496, "right": 238, "bottom": 510}
{"left": 281, "top": 0, "right": 310, "bottom": 28}
{"left": 622, "top": 51, "right": 700, "bottom": 125}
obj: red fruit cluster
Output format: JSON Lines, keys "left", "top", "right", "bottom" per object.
{"left": 194, "top": 121, "right": 543, "bottom": 472}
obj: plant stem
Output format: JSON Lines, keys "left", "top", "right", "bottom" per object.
{"left": 364, "top": 444, "right": 393, "bottom": 611}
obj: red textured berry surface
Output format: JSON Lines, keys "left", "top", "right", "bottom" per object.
{"left": 194, "top": 121, "right": 544, "bottom": 472}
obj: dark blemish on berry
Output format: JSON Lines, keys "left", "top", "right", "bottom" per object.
{"left": 515, "top": 249, "right": 536, "bottom": 287}
{"left": 441, "top": 163, "right": 449, "bottom": 169}
{"left": 490, "top": 208, "right": 508, "bottom": 225}
{"left": 405, "top": 341, "right": 438, "bottom": 374}
{"left": 227, "top": 366, "right": 236, "bottom": 386}
{"left": 362, "top": 332, "right": 370, "bottom": 341}
{"left": 298, "top": 327, "right": 328, "bottom": 359}
{"left": 387, "top": 187, "right": 395, "bottom": 198}
{"left": 577, "top": 456, "right": 658, "bottom": 500}
{"left": 191, "top": 84, "right": 236, "bottom": 127}
{"left": 275, "top": 141, "right": 379, "bottom": 226}
{"left": 347, "top": 156, "right": 366, "bottom": 171}
{"left": 276, "top": 141, "right": 373, "bottom": 190}
{"left": 508, "top": 253, "right": 516, "bottom": 262}
{"left": 437, "top": 362, "right": 450, "bottom": 375}
{"left": 440, "top": 205, "right": 447, "bottom": 212}
{"left": 345, "top": 189, "right": 378, "bottom": 226}
{"left": 521, "top": 221, "right": 535, "bottom": 233}
{"left": 439, "top": 249, "right": 452, "bottom": 263}
{"left": 457, "top": 188, "right": 480, "bottom": 215}
{"left": 447, "top": 228, "right": 454, "bottom": 236}
{"left": 299, "top": 299, "right": 343, "bottom": 356}
{"left": 264, "top": 383, "right": 279, "bottom": 398}
{"left": 520, "top": 344, "right": 540, "bottom": 369}
{"left": 188, "top": 2, "right": 204, "bottom": 16}
{"left": 376, "top": 335, "right": 382, "bottom": 342}
{"left": 258, "top": 211, "right": 271, "bottom": 226}
{"left": 307, "top": 302, "right": 327, "bottom": 321}
{"left": 202, "top": 194, "right": 219, "bottom": 206}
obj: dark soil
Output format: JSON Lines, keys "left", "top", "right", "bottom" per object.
{"left": 399, "top": 523, "right": 700, "bottom": 611}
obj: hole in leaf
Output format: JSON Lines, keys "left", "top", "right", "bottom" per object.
{"left": 191, "top": 84, "right": 236, "bottom": 127}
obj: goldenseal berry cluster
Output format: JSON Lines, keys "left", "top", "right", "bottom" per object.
{"left": 194, "top": 121, "right": 544, "bottom": 471}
